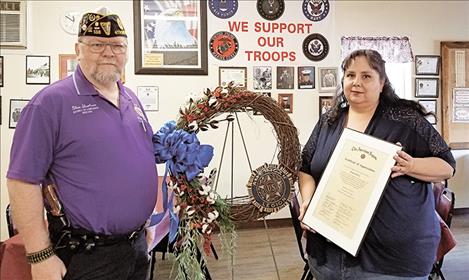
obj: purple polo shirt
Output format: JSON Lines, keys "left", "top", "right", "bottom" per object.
{"left": 7, "top": 66, "right": 158, "bottom": 235}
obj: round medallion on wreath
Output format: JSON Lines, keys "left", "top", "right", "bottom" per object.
{"left": 247, "top": 163, "right": 294, "bottom": 213}
{"left": 302, "top": 0, "right": 330, "bottom": 22}
{"left": 303, "top": 33, "right": 329, "bottom": 61}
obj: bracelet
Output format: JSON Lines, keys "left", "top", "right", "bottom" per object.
{"left": 26, "top": 246, "right": 55, "bottom": 264}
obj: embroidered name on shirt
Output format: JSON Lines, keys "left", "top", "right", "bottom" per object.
{"left": 72, "top": 104, "right": 100, "bottom": 115}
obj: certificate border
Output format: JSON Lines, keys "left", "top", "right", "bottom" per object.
{"left": 301, "top": 128, "right": 401, "bottom": 256}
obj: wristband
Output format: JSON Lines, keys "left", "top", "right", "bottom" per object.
{"left": 26, "top": 245, "right": 55, "bottom": 264}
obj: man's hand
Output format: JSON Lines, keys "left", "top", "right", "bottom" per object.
{"left": 31, "top": 255, "right": 67, "bottom": 280}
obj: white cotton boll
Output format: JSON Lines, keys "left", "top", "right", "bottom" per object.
{"left": 221, "top": 88, "right": 228, "bottom": 94}
{"left": 202, "top": 224, "right": 209, "bottom": 233}
{"left": 207, "top": 212, "right": 216, "bottom": 221}
{"left": 208, "top": 97, "right": 217, "bottom": 106}
{"left": 174, "top": 205, "right": 181, "bottom": 213}
{"left": 187, "top": 209, "right": 195, "bottom": 216}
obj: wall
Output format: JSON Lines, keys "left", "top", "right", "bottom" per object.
{"left": 1, "top": 0, "right": 468, "bottom": 240}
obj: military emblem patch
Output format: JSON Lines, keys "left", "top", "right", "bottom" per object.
{"left": 302, "top": 0, "right": 330, "bottom": 22}
{"left": 256, "top": 0, "right": 285, "bottom": 21}
{"left": 247, "top": 163, "right": 294, "bottom": 213}
{"left": 303, "top": 33, "right": 329, "bottom": 61}
{"left": 210, "top": 31, "right": 239, "bottom": 61}
{"left": 209, "top": 0, "right": 238, "bottom": 19}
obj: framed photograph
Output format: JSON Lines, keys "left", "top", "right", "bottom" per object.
{"left": 276, "top": 66, "right": 294, "bottom": 89}
{"left": 278, "top": 93, "right": 293, "bottom": 113}
{"left": 0, "top": 56, "right": 4, "bottom": 87}
{"left": 253, "top": 66, "right": 272, "bottom": 90}
{"left": 319, "top": 96, "right": 333, "bottom": 116}
{"left": 319, "top": 67, "right": 338, "bottom": 92}
{"left": 9, "top": 99, "right": 29, "bottom": 128}
{"left": 302, "top": 128, "right": 401, "bottom": 256}
{"left": 415, "top": 55, "right": 440, "bottom": 75}
{"left": 26, "top": 55, "right": 50, "bottom": 85}
{"left": 452, "top": 88, "right": 469, "bottom": 123}
{"left": 254, "top": 92, "right": 271, "bottom": 115}
{"left": 298, "top": 66, "right": 315, "bottom": 89}
{"left": 415, "top": 78, "right": 439, "bottom": 98}
{"left": 137, "top": 86, "right": 159, "bottom": 111}
{"left": 133, "top": 0, "right": 208, "bottom": 75}
{"left": 418, "top": 99, "right": 437, "bottom": 125}
{"left": 59, "top": 54, "right": 78, "bottom": 79}
{"left": 219, "top": 67, "right": 247, "bottom": 89}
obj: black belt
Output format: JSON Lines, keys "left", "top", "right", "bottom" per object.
{"left": 53, "top": 224, "right": 145, "bottom": 252}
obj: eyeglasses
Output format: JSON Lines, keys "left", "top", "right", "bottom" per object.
{"left": 78, "top": 41, "right": 127, "bottom": 54}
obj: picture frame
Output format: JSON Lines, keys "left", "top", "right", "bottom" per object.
{"left": 415, "top": 78, "right": 439, "bottom": 98}
{"left": 137, "top": 86, "right": 159, "bottom": 111}
{"left": 319, "top": 67, "right": 338, "bottom": 92}
{"left": 9, "top": 99, "right": 29, "bottom": 129}
{"left": 298, "top": 66, "right": 315, "bottom": 89}
{"left": 26, "top": 55, "right": 50, "bottom": 85}
{"left": 219, "top": 67, "right": 247, "bottom": 89}
{"left": 415, "top": 55, "right": 440, "bottom": 75}
{"left": 319, "top": 96, "right": 333, "bottom": 116}
{"left": 253, "top": 66, "right": 272, "bottom": 90}
{"left": 133, "top": 0, "right": 208, "bottom": 75}
{"left": 418, "top": 99, "right": 437, "bottom": 125}
{"left": 0, "top": 56, "right": 4, "bottom": 87}
{"left": 278, "top": 93, "right": 293, "bottom": 114}
{"left": 276, "top": 66, "right": 294, "bottom": 89}
{"left": 58, "top": 54, "right": 77, "bottom": 80}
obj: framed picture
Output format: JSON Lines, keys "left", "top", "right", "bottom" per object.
{"left": 253, "top": 66, "right": 272, "bottom": 90}
{"left": 415, "top": 78, "right": 439, "bottom": 98}
{"left": 319, "top": 96, "right": 333, "bottom": 115}
{"left": 319, "top": 67, "right": 338, "bottom": 92}
{"left": 0, "top": 56, "right": 4, "bottom": 87}
{"left": 298, "top": 66, "right": 315, "bottom": 89}
{"left": 58, "top": 54, "right": 77, "bottom": 79}
{"left": 26, "top": 55, "right": 50, "bottom": 85}
{"left": 278, "top": 93, "right": 293, "bottom": 113}
{"left": 452, "top": 88, "right": 469, "bottom": 123}
{"left": 418, "top": 99, "right": 437, "bottom": 125}
{"left": 219, "top": 67, "right": 247, "bottom": 89}
{"left": 276, "top": 66, "right": 294, "bottom": 89}
{"left": 415, "top": 55, "right": 440, "bottom": 75}
{"left": 133, "top": 0, "right": 208, "bottom": 75}
{"left": 254, "top": 92, "right": 271, "bottom": 115}
{"left": 9, "top": 99, "right": 29, "bottom": 128}
{"left": 137, "top": 86, "right": 159, "bottom": 111}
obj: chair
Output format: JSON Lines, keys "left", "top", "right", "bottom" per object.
{"left": 429, "top": 181, "right": 456, "bottom": 280}
{"left": 289, "top": 193, "right": 314, "bottom": 280}
{"left": 6, "top": 204, "right": 18, "bottom": 238}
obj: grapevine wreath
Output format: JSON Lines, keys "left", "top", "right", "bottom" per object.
{"left": 152, "top": 84, "right": 301, "bottom": 279}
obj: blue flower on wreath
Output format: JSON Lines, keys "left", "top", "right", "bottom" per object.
{"left": 153, "top": 121, "right": 214, "bottom": 181}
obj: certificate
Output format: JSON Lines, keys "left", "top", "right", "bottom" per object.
{"left": 137, "top": 86, "right": 159, "bottom": 111}
{"left": 302, "top": 128, "right": 401, "bottom": 256}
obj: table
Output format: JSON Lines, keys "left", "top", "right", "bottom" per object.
{"left": 0, "top": 234, "right": 32, "bottom": 280}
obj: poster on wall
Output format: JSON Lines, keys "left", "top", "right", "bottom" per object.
{"left": 452, "top": 88, "right": 469, "bottom": 123}
{"left": 133, "top": 0, "right": 208, "bottom": 75}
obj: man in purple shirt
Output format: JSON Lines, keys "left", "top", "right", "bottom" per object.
{"left": 6, "top": 7, "right": 157, "bottom": 280}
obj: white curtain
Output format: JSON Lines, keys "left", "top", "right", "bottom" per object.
{"left": 340, "top": 36, "right": 414, "bottom": 63}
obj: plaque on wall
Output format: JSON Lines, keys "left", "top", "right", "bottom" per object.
{"left": 257, "top": 0, "right": 285, "bottom": 21}
{"left": 303, "top": 33, "right": 329, "bottom": 61}
{"left": 208, "top": 0, "right": 238, "bottom": 19}
{"left": 302, "top": 0, "right": 330, "bottom": 22}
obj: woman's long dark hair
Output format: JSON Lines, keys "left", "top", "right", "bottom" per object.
{"left": 324, "top": 49, "right": 434, "bottom": 125}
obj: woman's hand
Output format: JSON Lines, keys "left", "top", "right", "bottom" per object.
{"left": 298, "top": 199, "right": 316, "bottom": 233}
{"left": 391, "top": 149, "right": 414, "bottom": 178}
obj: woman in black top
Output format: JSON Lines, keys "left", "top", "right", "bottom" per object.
{"left": 299, "top": 49, "right": 455, "bottom": 280}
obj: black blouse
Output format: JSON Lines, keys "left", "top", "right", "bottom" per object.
{"left": 300, "top": 102, "right": 456, "bottom": 276}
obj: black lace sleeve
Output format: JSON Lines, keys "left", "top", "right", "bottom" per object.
{"left": 300, "top": 120, "right": 322, "bottom": 175}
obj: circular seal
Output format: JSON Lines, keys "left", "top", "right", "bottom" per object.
{"left": 303, "top": 33, "right": 329, "bottom": 61}
{"left": 257, "top": 0, "right": 285, "bottom": 21}
{"left": 302, "top": 0, "right": 330, "bottom": 22}
{"left": 209, "top": 0, "right": 238, "bottom": 19}
{"left": 247, "top": 163, "right": 294, "bottom": 213}
{"left": 210, "top": 31, "right": 239, "bottom": 61}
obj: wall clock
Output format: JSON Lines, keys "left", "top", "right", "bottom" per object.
{"left": 60, "top": 11, "right": 81, "bottom": 35}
